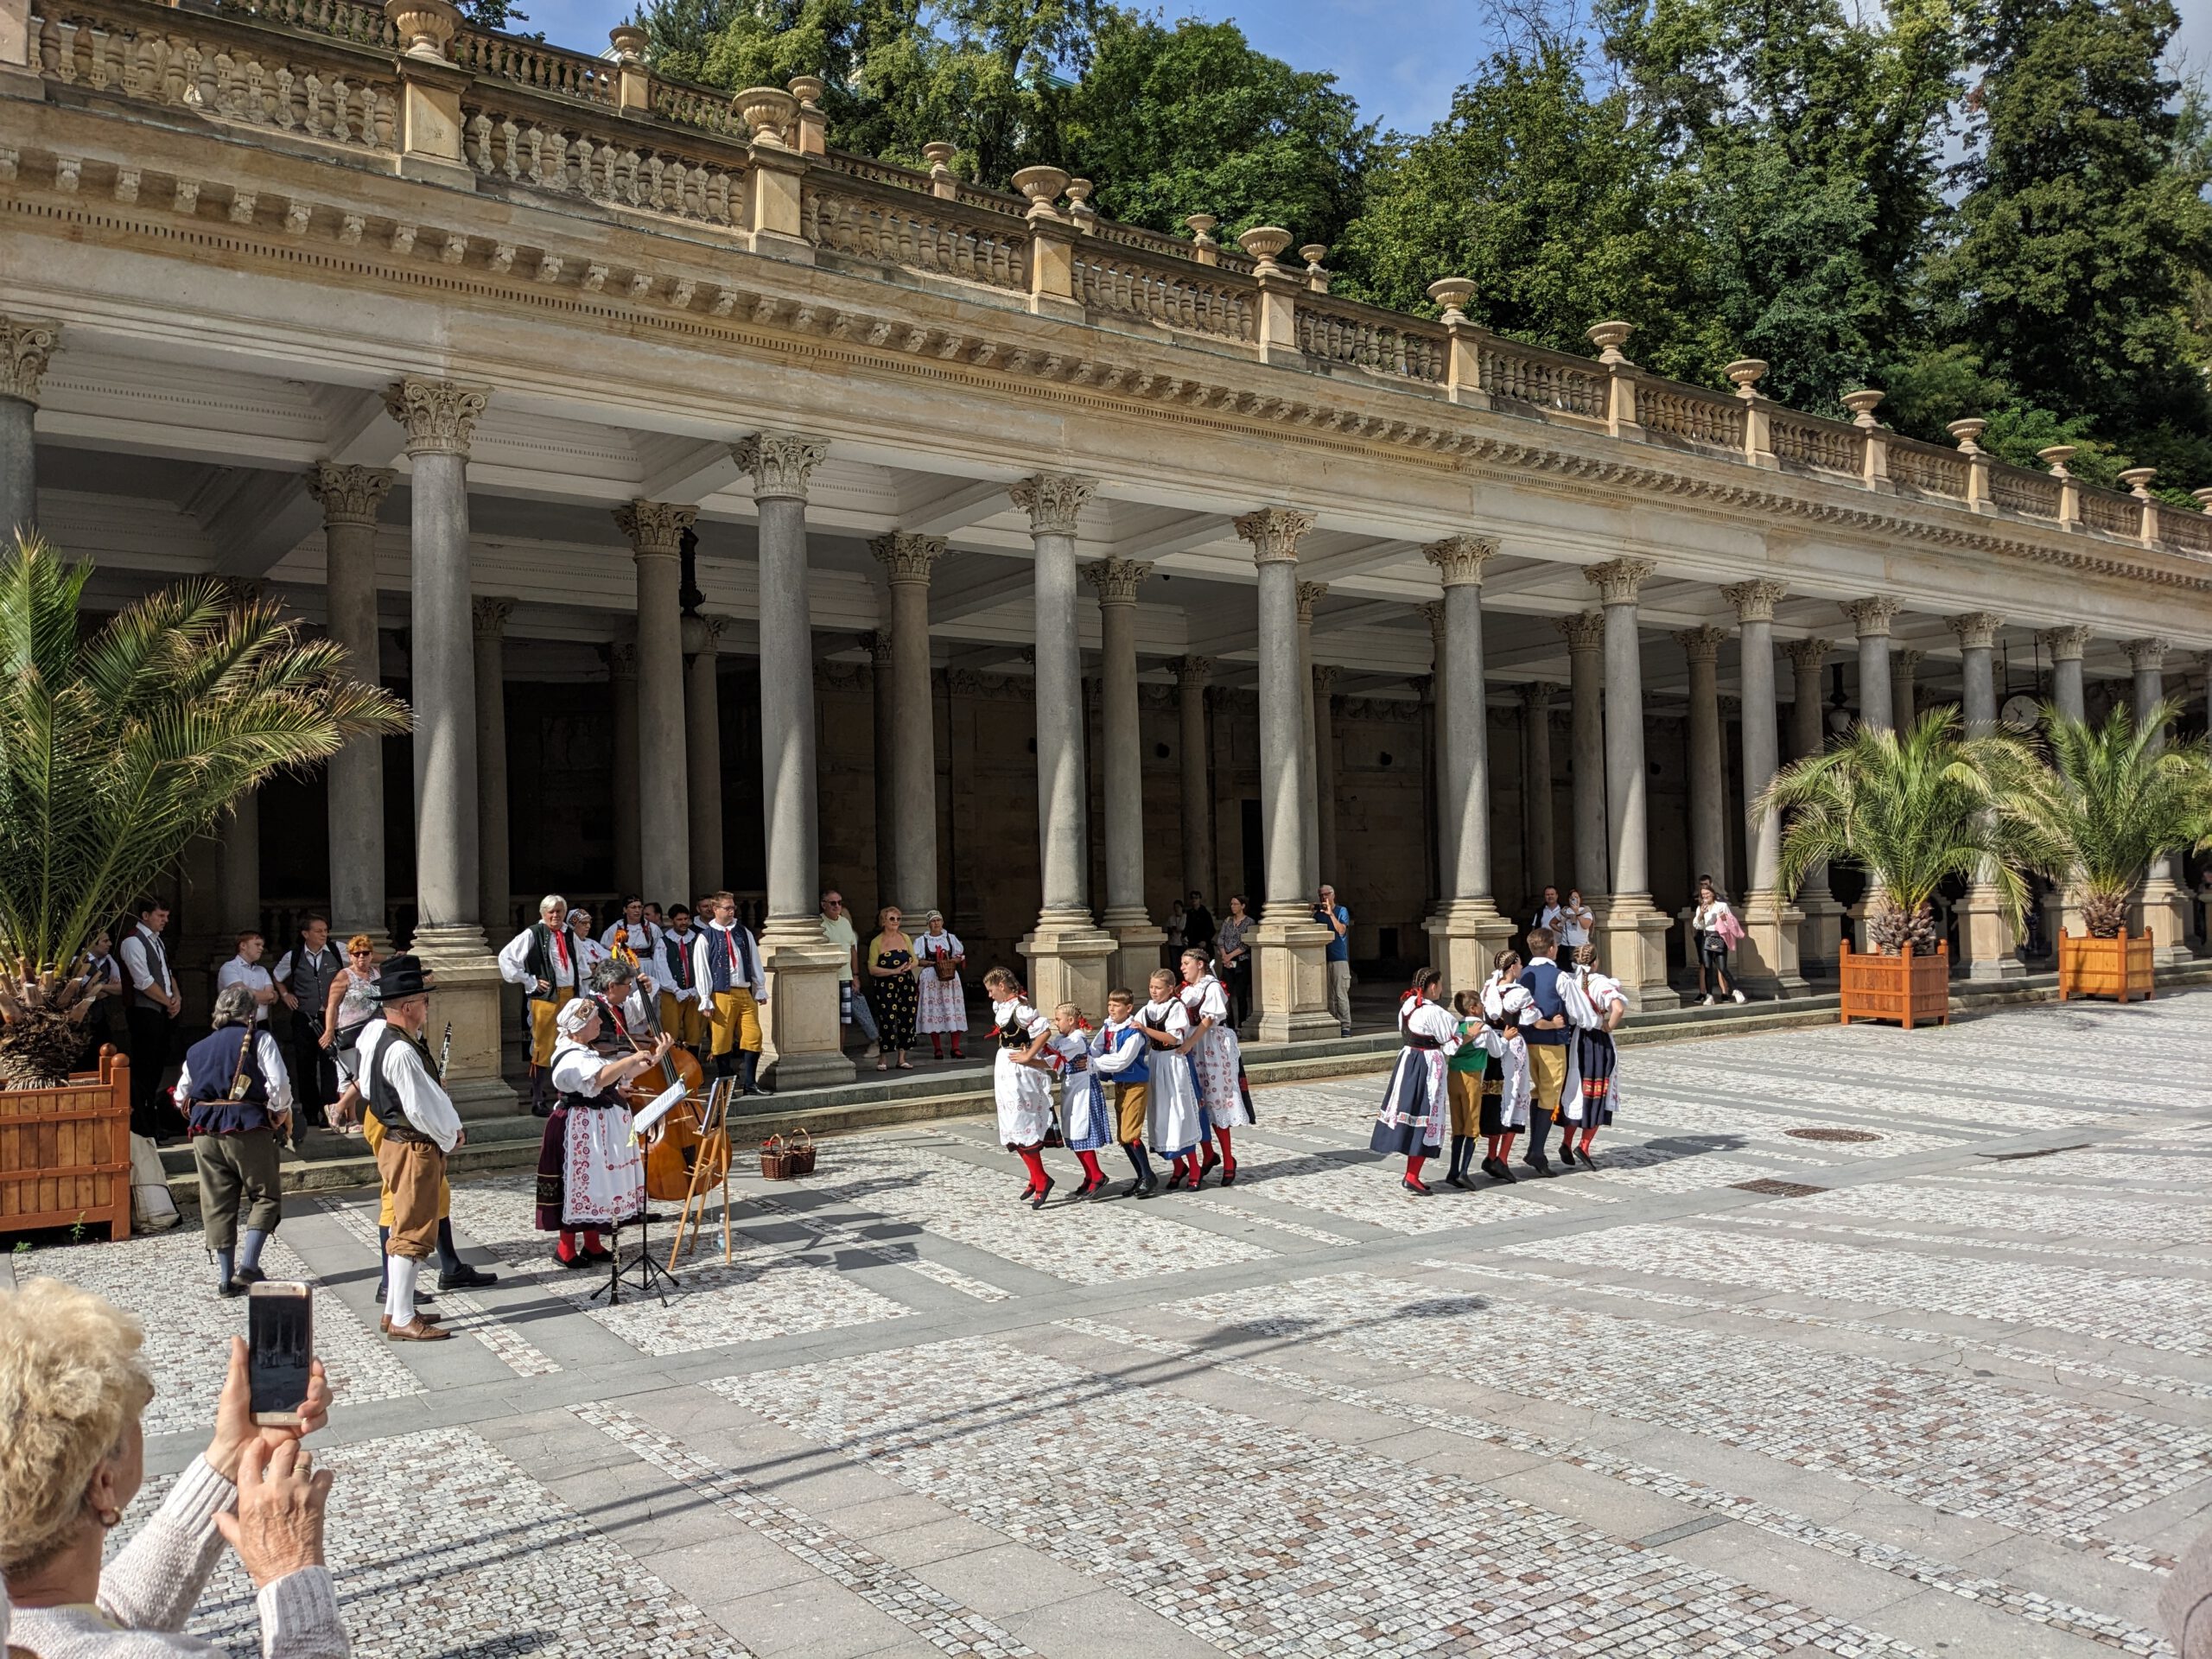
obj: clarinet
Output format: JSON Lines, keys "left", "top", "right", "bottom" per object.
{"left": 436, "top": 1020, "right": 453, "bottom": 1082}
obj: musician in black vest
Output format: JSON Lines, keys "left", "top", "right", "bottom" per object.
{"left": 658, "top": 903, "right": 709, "bottom": 1050}
{"left": 274, "top": 912, "right": 345, "bottom": 1135}
{"left": 173, "top": 984, "right": 294, "bottom": 1297}
{"left": 497, "top": 893, "right": 580, "bottom": 1116}
{"left": 117, "top": 898, "right": 184, "bottom": 1138}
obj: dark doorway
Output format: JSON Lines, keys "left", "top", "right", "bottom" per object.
{"left": 1241, "top": 798, "right": 1264, "bottom": 906}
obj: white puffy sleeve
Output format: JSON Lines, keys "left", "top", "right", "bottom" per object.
{"left": 497, "top": 930, "right": 535, "bottom": 986}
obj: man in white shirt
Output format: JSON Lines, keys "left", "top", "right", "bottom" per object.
{"left": 820, "top": 888, "right": 878, "bottom": 1056}
{"left": 498, "top": 893, "right": 578, "bottom": 1116}
{"left": 214, "top": 931, "right": 278, "bottom": 1026}
{"left": 692, "top": 890, "right": 772, "bottom": 1095}
{"left": 1528, "top": 887, "right": 1566, "bottom": 964}
{"left": 354, "top": 954, "right": 461, "bottom": 1342}
{"left": 599, "top": 895, "right": 661, "bottom": 995}
{"left": 118, "top": 898, "right": 183, "bottom": 1137}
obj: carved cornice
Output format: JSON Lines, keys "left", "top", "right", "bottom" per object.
{"left": 734, "top": 432, "right": 828, "bottom": 500}
{"left": 1781, "top": 637, "right": 1834, "bottom": 673}
{"left": 1841, "top": 595, "right": 1902, "bottom": 639}
{"left": 1556, "top": 611, "right": 1605, "bottom": 652}
{"left": 308, "top": 461, "right": 395, "bottom": 527}
{"left": 1233, "top": 507, "right": 1313, "bottom": 565}
{"left": 382, "top": 377, "right": 488, "bottom": 457}
{"left": 1720, "top": 578, "right": 1787, "bottom": 623}
{"left": 1586, "top": 557, "right": 1655, "bottom": 607}
{"left": 1946, "top": 611, "right": 2002, "bottom": 652}
{"left": 1173, "top": 654, "right": 1213, "bottom": 687}
{"left": 1, "top": 315, "right": 60, "bottom": 404}
{"left": 2125, "top": 636, "right": 2170, "bottom": 673}
{"left": 868, "top": 531, "right": 947, "bottom": 584}
{"left": 1010, "top": 474, "right": 1095, "bottom": 536}
{"left": 1673, "top": 625, "right": 1727, "bottom": 663}
{"left": 472, "top": 594, "right": 514, "bottom": 639}
{"left": 1295, "top": 581, "right": 1329, "bottom": 625}
{"left": 613, "top": 499, "right": 696, "bottom": 556}
{"left": 1422, "top": 533, "right": 1497, "bottom": 589}
{"left": 2038, "top": 624, "right": 2093, "bottom": 662}
{"left": 1080, "top": 556, "right": 1153, "bottom": 605}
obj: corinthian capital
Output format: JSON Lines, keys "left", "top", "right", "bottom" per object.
{"left": 1840, "top": 595, "right": 1902, "bottom": 639}
{"left": 472, "top": 594, "right": 514, "bottom": 639}
{"left": 1173, "top": 654, "right": 1213, "bottom": 686}
{"left": 1080, "top": 556, "right": 1153, "bottom": 604}
{"left": 868, "top": 531, "right": 947, "bottom": 585}
{"left": 382, "top": 377, "right": 488, "bottom": 457}
{"left": 1231, "top": 506, "right": 1313, "bottom": 564}
{"left": 1585, "top": 556, "right": 1655, "bottom": 607}
{"left": 1010, "top": 473, "right": 1096, "bottom": 536}
{"left": 2037, "top": 624, "right": 2091, "bottom": 662}
{"left": 1296, "top": 581, "right": 1329, "bottom": 625}
{"left": 1721, "top": 578, "right": 1787, "bottom": 623}
{"left": 308, "top": 461, "right": 397, "bottom": 527}
{"left": 734, "top": 432, "right": 829, "bottom": 501}
{"left": 2125, "top": 636, "right": 2170, "bottom": 673}
{"left": 1945, "top": 611, "right": 2003, "bottom": 652}
{"left": 1422, "top": 532, "right": 1498, "bottom": 589}
{"left": 1781, "top": 636, "right": 1833, "bottom": 673}
{"left": 613, "top": 499, "right": 697, "bottom": 557}
{"left": 1673, "top": 625, "right": 1727, "bottom": 664}
{"left": 1420, "top": 600, "right": 1446, "bottom": 649}
{"left": 1556, "top": 610, "right": 1605, "bottom": 652}
{"left": 1, "top": 317, "right": 60, "bottom": 405}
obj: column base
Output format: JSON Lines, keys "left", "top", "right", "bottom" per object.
{"left": 1794, "top": 891, "right": 1845, "bottom": 978}
{"left": 2041, "top": 888, "right": 2085, "bottom": 963}
{"left": 407, "top": 924, "right": 519, "bottom": 1119}
{"left": 1422, "top": 899, "right": 1518, "bottom": 996}
{"left": 1958, "top": 886, "right": 2027, "bottom": 981}
{"left": 1591, "top": 894, "right": 1671, "bottom": 1010}
{"left": 1019, "top": 910, "right": 1116, "bottom": 1019}
{"left": 758, "top": 918, "right": 855, "bottom": 1090}
{"left": 1250, "top": 911, "right": 1335, "bottom": 1045}
{"left": 2134, "top": 879, "right": 2195, "bottom": 966}
{"left": 1735, "top": 890, "right": 1808, "bottom": 997}
{"left": 1099, "top": 908, "right": 1166, "bottom": 999}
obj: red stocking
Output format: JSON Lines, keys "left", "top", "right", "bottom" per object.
{"left": 931, "top": 1034, "right": 944, "bottom": 1058}
{"left": 1077, "top": 1149, "right": 1103, "bottom": 1182}
{"left": 556, "top": 1229, "right": 579, "bottom": 1262}
{"left": 1405, "top": 1154, "right": 1427, "bottom": 1184}
{"left": 1018, "top": 1147, "right": 1048, "bottom": 1192}
{"left": 1497, "top": 1132, "right": 1518, "bottom": 1162}
{"left": 583, "top": 1230, "right": 604, "bottom": 1254}
{"left": 1214, "top": 1127, "right": 1234, "bottom": 1163}
{"left": 1578, "top": 1126, "right": 1599, "bottom": 1152}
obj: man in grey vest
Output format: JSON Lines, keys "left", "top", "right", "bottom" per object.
{"left": 275, "top": 913, "right": 345, "bottom": 1135}
{"left": 118, "top": 898, "right": 182, "bottom": 1138}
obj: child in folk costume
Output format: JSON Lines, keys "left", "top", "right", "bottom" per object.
{"left": 985, "top": 969, "right": 1058, "bottom": 1209}
{"left": 1558, "top": 944, "right": 1628, "bottom": 1166}
{"left": 1442, "top": 989, "right": 1494, "bottom": 1190}
{"left": 1369, "top": 969, "right": 1462, "bottom": 1195}
{"left": 1137, "top": 969, "right": 1208, "bottom": 1188}
{"left": 535, "top": 996, "right": 669, "bottom": 1269}
{"left": 1476, "top": 950, "right": 1537, "bottom": 1183}
{"left": 1045, "top": 1002, "right": 1113, "bottom": 1198}
{"left": 1178, "top": 948, "right": 1250, "bottom": 1186}
{"left": 1090, "top": 988, "right": 1157, "bottom": 1198}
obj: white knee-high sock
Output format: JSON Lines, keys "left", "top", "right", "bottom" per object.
{"left": 385, "top": 1255, "right": 419, "bottom": 1325}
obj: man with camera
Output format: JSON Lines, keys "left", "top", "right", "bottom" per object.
{"left": 1314, "top": 885, "right": 1352, "bottom": 1037}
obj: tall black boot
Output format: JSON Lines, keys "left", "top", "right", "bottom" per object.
{"left": 436, "top": 1217, "right": 499, "bottom": 1290}
{"left": 740, "top": 1048, "right": 772, "bottom": 1096}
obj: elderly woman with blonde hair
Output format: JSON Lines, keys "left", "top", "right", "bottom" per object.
{"left": 0, "top": 1279, "right": 346, "bottom": 1657}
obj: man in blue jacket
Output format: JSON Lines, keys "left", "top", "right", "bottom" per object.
{"left": 1518, "top": 927, "right": 1573, "bottom": 1173}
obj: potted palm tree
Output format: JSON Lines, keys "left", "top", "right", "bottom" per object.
{"left": 1757, "top": 709, "right": 2048, "bottom": 1028}
{"left": 2023, "top": 700, "right": 2212, "bottom": 1003}
{"left": 0, "top": 535, "right": 406, "bottom": 1240}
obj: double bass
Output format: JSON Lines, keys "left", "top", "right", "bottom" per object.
{"left": 609, "top": 925, "right": 710, "bottom": 1201}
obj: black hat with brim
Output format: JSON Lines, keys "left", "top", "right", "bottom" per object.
{"left": 373, "top": 954, "right": 435, "bottom": 1001}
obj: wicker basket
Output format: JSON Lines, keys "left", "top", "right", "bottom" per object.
{"left": 759, "top": 1134, "right": 795, "bottom": 1180}
{"left": 788, "top": 1128, "right": 817, "bottom": 1175}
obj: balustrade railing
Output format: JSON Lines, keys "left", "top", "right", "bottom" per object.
{"left": 1769, "top": 412, "right": 1862, "bottom": 476}
{"left": 1071, "top": 248, "right": 1254, "bottom": 341}
{"left": 1639, "top": 385, "right": 1745, "bottom": 450}
{"left": 1989, "top": 467, "right": 2062, "bottom": 520}
{"left": 804, "top": 181, "right": 1028, "bottom": 292}
{"left": 1885, "top": 439, "right": 1968, "bottom": 500}
{"left": 464, "top": 102, "right": 742, "bottom": 225}
{"left": 452, "top": 30, "right": 614, "bottom": 103}
{"left": 2165, "top": 509, "right": 2212, "bottom": 553}
{"left": 650, "top": 80, "right": 744, "bottom": 137}
{"left": 1295, "top": 299, "right": 1445, "bottom": 382}
{"left": 1480, "top": 340, "right": 1608, "bottom": 420}
{"left": 217, "top": 0, "right": 394, "bottom": 45}
{"left": 2078, "top": 487, "right": 2139, "bottom": 537}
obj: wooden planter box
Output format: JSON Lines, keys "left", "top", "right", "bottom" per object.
{"left": 2057, "top": 927, "right": 2156, "bottom": 1003}
{"left": 1838, "top": 940, "right": 1950, "bottom": 1029}
{"left": 0, "top": 1048, "right": 133, "bottom": 1243}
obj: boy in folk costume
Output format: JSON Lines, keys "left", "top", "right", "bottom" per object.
{"left": 984, "top": 969, "right": 1058, "bottom": 1208}
{"left": 1046, "top": 1002, "right": 1112, "bottom": 1198}
{"left": 497, "top": 893, "right": 579, "bottom": 1116}
{"left": 1090, "top": 988, "right": 1157, "bottom": 1198}
{"left": 1369, "top": 969, "right": 1462, "bottom": 1195}
{"left": 1178, "top": 948, "right": 1250, "bottom": 1186}
{"left": 691, "top": 890, "right": 772, "bottom": 1096}
{"left": 658, "top": 904, "right": 710, "bottom": 1051}
{"left": 535, "top": 996, "right": 668, "bottom": 1269}
{"left": 1559, "top": 944, "right": 1628, "bottom": 1166}
{"left": 1477, "top": 950, "right": 1537, "bottom": 1183}
{"left": 1442, "top": 989, "right": 1493, "bottom": 1190}
{"left": 1137, "top": 969, "right": 1207, "bottom": 1189}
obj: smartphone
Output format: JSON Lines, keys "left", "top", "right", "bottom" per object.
{"left": 246, "top": 1281, "right": 315, "bottom": 1427}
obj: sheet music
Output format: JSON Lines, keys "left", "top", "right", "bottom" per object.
{"left": 631, "top": 1078, "right": 689, "bottom": 1138}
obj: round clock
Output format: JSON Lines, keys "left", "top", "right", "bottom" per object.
{"left": 1999, "top": 693, "right": 2041, "bottom": 731}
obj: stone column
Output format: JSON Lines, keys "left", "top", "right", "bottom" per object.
{"left": 871, "top": 533, "right": 945, "bottom": 916}
{"left": 734, "top": 432, "right": 853, "bottom": 1088}
{"left": 380, "top": 378, "right": 505, "bottom": 1111}
{"left": 1948, "top": 611, "right": 2021, "bottom": 981}
{"left": 1422, "top": 600, "right": 1452, "bottom": 940}
{"left": 614, "top": 500, "right": 696, "bottom": 908}
{"left": 1560, "top": 612, "right": 1608, "bottom": 897}
{"left": 2127, "top": 636, "right": 2192, "bottom": 963}
{"left": 0, "top": 317, "right": 57, "bottom": 537}
{"left": 1675, "top": 626, "right": 1730, "bottom": 891}
{"left": 308, "top": 462, "right": 396, "bottom": 947}
{"left": 1586, "top": 559, "right": 1671, "bottom": 1007}
{"left": 1011, "top": 474, "right": 1116, "bottom": 1012}
{"left": 1842, "top": 597, "right": 1900, "bottom": 731}
{"left": 472, "top": 596, "right": 513, "bottom": 944}
{"left": 859, "top": 628, "right": 896, "bottom": 907}
{"left": 1781, "top": 636, "right": 1843, "bottom": 972}
{"left": 1519, "top": 682, "right": 1557, "bottom": 899}
{"left": 2038, "top": 624, "right": 2093, "bottom": 947}
{"left": 219, "top": 795, "right": 262, "bottom": 939}
{"left": 1313, "top": 665, "right": 1340, "bottom": 887}
{"left": 1891, "top": 647, "right": 1923, "bottom": 730}
{"left": 1424, "top": 535, "right": 1516, "bottom": 989}
{"left": 1297, "top": 581, "right": 1329, "bottom": 892}
{"left": 1236, "top": 508, "right": 1334, "bottom": 1041}
{"left": 1724, "top": 581, "right": 1803, "bottom": 995}
{"left": 1174, "top": 656, "right": 1215, "bottom": 902}
{"left": 607, "top": 640, "right": 642, "bottom": 896}
{"left": 1084, "top": 556, "right": 1163, "bottom": 986}
{"left": 684, "top": 614, "right": 727, "bottom": 896}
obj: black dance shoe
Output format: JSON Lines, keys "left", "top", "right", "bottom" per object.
{"left": 440, "top": 1264, "right": 500, "bottom": 1290}
{"left": 1401, "top": 1176, "right": 1432, "bottom": 1197}
{"left": 1445, "top": 1171, "right": 1471, "bottom": 1190}
{"left": 1029, "top": 1176, "right": 1056, "bottom": 1210}
{"left": 1522, "top": 1151, "right": 1554, "bottom": 1176}
{"left": 1219, "top": 1160, "right": 1238, "bottom": 1187}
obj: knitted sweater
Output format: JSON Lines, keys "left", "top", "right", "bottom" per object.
{"left": 10, "top": 1458, "right": 348, "bottom": 1659}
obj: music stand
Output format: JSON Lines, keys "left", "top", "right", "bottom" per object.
{"left": 591, "top": 1080, "right": 690, "bottom": 1307}
{"left": 668, "top": 1076, "right": 734, "bottom": 1271}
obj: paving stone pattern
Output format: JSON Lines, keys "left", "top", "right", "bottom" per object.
{"left": 24, "top": 991, "right": 2209, "bottom": 1657}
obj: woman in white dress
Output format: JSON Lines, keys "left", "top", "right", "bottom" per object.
{"left": 534, "top": 996, "right": 666, "bottom": 1268}
{"left": 913, "top": 911, "right": 969, "bottom": 1058}
{"left": 983, "top": 968, "right": 1058, "bottom": 1208}
{"left": 1046, "top": 1003, "right": 1111, "bottom": 1198}
{"left": 1477, "top": 950, "right": 1537, "bottom": 1182}
{"left": 1178, "top": 948, "right": 1249, "bottom": 1185}
{"left": 1137, "top": 968, "right": 1207, "bottom": 1187}
{"left": 1369, "top": 969, "right": 1462, "bottom": 1195}
{"left": 1560, "top": 944, "right": 1629, "bottom": 1166}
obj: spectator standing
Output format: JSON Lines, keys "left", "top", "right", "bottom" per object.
{"left": 214, "top": 933, "right": 277, "bottom": 1027}
{"left": 1558, "top": 889, "right": 1594, "bottom": 959}
{"left": 1692, "top": 877, "right": 1746, "bottom": 1005}
{"left": 1213, "top": 895, "right": 1255, "bottom": 1030}
{"left": 319, "top": 938, "right": 379, "bottom": 1135}
{"left": 118, "top": 899, "right": 183, "bottom": 1139}
{"left": 1163, "top": 899, "right": 1187, "bottom": 969}
{"left": 865, "top": 906, "right": 919, "bottom": 1071}
{"left": 819, "top": 888, "right": 880, "bottom": 1057}
{"left": 1315, "top": 885, "right": 1352, "bottom": 1036}
{"left": 273, "top": 917, "right": 344, "bottom": 1134}
{"left": 1184, "top": 892, "right": 1217, "bottom": 956}
{"left": 1527, "top": 887, "right": 1565, "bottom": 963}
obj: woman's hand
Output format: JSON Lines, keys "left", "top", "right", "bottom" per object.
{"left": 206, "top": 1338, "right": 331, "bottom": 1482}
{"left": 213, "top": 1439, "right": 333, "bottom": 1590}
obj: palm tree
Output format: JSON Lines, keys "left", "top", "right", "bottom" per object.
{"left": 0, "top": 535, "right": 409, "bottom": 1085}
{"left": 1755, "top": 708, "right": 2052, "bottom": 955}
{"left": 2019, "top": 700, "right": 2212, "bottom": 938}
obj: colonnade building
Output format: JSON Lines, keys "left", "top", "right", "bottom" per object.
{"left": 3, "top": 0, "right": 2208, "bottom": 1101}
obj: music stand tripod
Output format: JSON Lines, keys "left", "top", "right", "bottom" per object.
{"left": 591, "top": 1205, "right": 681, "bottom": 1306}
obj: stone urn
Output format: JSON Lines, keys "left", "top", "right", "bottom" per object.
{"left": 1947, "top": 417, "right": 1988, "bottom": 451}
{"left": 385, "top": 0, "right": 461, "bottom": 61}
{"left": 1236, "top": 225, "right": 1294, "bottom": 271}
{"left": 1724, "top": 356, "right": 1767, "bottom": 394}
{"left": 1841, "top": 389, "right": 1885, "bottom": 428}
{"left": 2118, "top": 467, "right": 2157, "bottom": 499}
{"left": 1426, "top": 276, "right": 1475, "bottom": 321}
{"left": 1586, "top": 320, "right": 1637, "bottom": 363}
{"left": 607, "top": 22, "right": 647, "bottom": 61}
{"left": 733, "top": 86, "right": 798, "bottom": 147}
{"left": 788, "top": 73, "right": 825, "bottom": 108}
{"left": 1010, "top": 166, "right": 1070, "bottom": 219}
{"left": 2037, "top": 444, "right": 2076, "bottom": 475}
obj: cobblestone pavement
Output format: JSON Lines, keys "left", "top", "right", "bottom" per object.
{"left": 17, "top": 992, "right": 2212, "bottom": 1657}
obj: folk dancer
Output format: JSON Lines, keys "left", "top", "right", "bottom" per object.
{"left": 536, "top": 995, "right": 664, "bottom": 1268}
{"left": 1369, "top": 969, "right": 1461, "bottom": 1195}
{"left": 601, "top": 895, "right": 663, "bottom": 985}
{"left": 1477, "top": 950, "right": 1536, "bottom": 1182}
{"left": 173, "top": 985, "right": 293, "bottom": 1296}
{"left": 567, "top": 906, "right": 611, "bottom": 982}
{"left": 353, "top": 954, "right": 463, "bottom": 1341}
{"left": 691, "top": 890, "right": 772, "bottom": 1096}
{"left": 1560, "top": 944, "right": 1627, "bottom": 1166}
{"left": 1046, "top": 1003, "right": 1111, "bottom": 1198}
{"left": 118, "top": 898, "right": 183, "bottom": 1138}
{"left": 658, "top": 904, "right": 710, "bottom": 1050}
{"left": 1517, "top": 927, "right": 1574, "bottom": 1174}
{"left": 914, "top": 911, "right": 969, "bottom": 1059}
{"left": 1179, "top": 948, "right": 1250, "bottom": 1185}
{"left": 983, "top": 969, "right": 1057, "bottom": 1209}
{"left": 273, "top": 914, "right": 345, "bottom": 1134}
{"left": 1090, "top": 988, "right": 1156, "bottom": 1198}
{"left": 1442, "top": 989, "right": 1491, "bottom": 1189}
{"left": 1137, "top": 969, "right": 1208, "bottom": 1189}
{"left": 498, "top": 894, "right": 580, "bottom": 1116}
